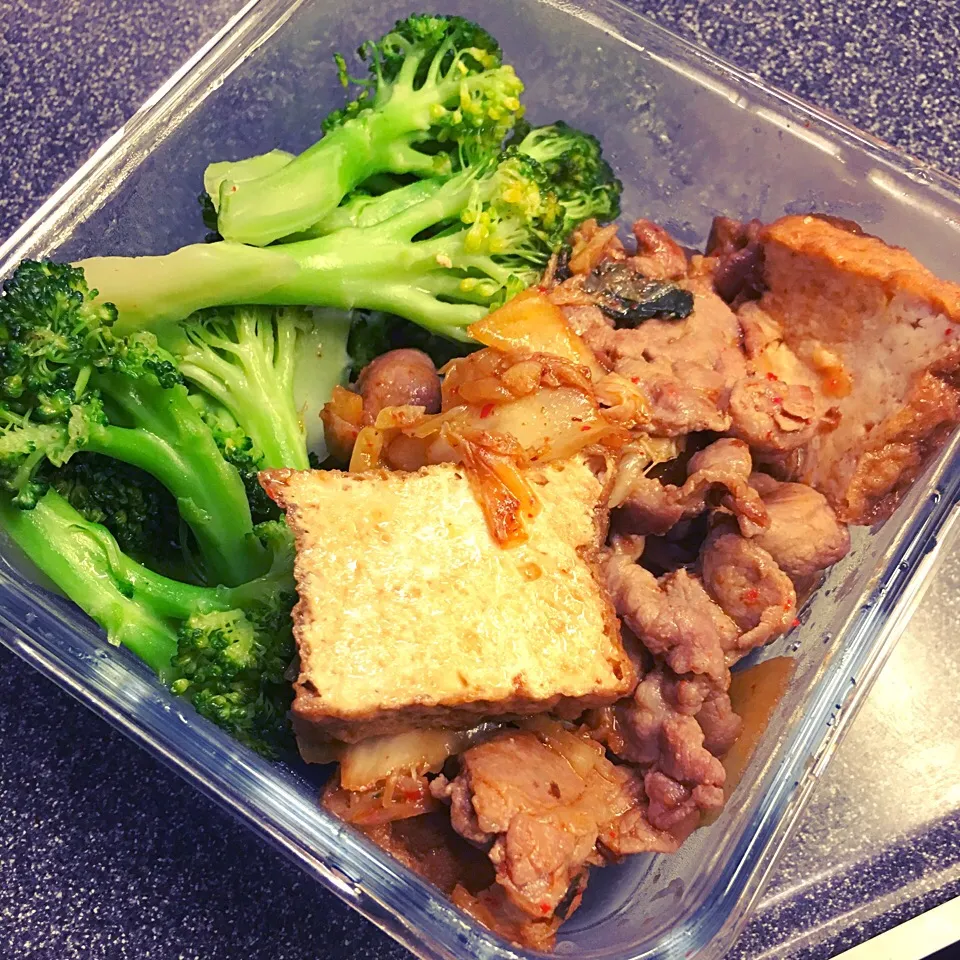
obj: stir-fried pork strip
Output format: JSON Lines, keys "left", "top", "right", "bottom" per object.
{"left": 727, "top": 373, "right": 820, "bottom": 453}
{"left": 696, "top": 686, "right": 744, "bottom": 757}
{"left": 605, "top": 541, "right": 736, "bottom": 684}
{"left": 548, "top": 224, "right": 747, "bottom": 437}
{"left": 588, "top": 280, "right": 747, "bottom": 437}
{"left": 364, "top": 814, "right": 578, "bottom": 950}
{"left": 699, "top": 525, "right": 798, "bottom": 654}
{"left": 587, "top": 668, "right": 730, "bottom": 833}
{"left": 452, "top": 880, "right": 584, "bottom": 950}
{"left": 747, "top": 474, "right": 850, "bottom": 579}
{"left": 599, "top": 667, "right": 740, "bottom": 766}
{"left": 616, "top": 438, "right": 767, "bottom": 538}
{"left": 432, "top": 726, "right": 679, "bottom": 922}
{"left": 629, "top": 218, "right": 689, "bottom": 280}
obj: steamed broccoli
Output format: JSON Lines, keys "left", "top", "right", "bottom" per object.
{"left": 214, "top": 15, "right": 524, "bottom": 246}
{"left": 162, "top": 306, "right": 313, "bottom": 472}
{"left": 205, "top": 157, "right": 450, "bottom": 243}
{"left": 80, "top": 147, "right": 621, "bottom": 340}
{"left": 197, "top": 404, "right": 279, "bottom": 523}
{"left": 0, "top": 260, "right": 269, "bottom": 586}
{"left": 47, "top": 454, "right": 188, "bottom": 575}
{"left": 200, "top": 154, "right": 428, "bottom": 241}
{"left": 205, "top": 121, "right": 620, "bottom": 245}
{"left": 0, "top": 488, "right": 295, "bottom": 755}
{"left": 508, "top": 120, "right": 622, "bottom": 229}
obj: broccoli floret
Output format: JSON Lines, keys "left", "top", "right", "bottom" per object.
{"left": 161, "top": 306, "right": 314, "bottom": 472}
{"left": 46, "top": 454, "right": 187, "bottom": 573}
{"left": 214, "top": 15, "right": 525, "bottom": 246}
{"left": 80, "top": 146, "right": 621, "bottom": 341}
{"left": 508, "top": 120, "right": 622, "bottom": 228}
{"left": 0, "top": 260, "right": 269, "bottom": 587}
{"left": 158, "top": 303, "right": 351, "bottom": 470}
{"left": 0, "top": 487, "right": 296, "bottom": 756}
{"left": 170, "top": 594, "right": 295, "bottom": 754}
{"left": 196, "top": 402, "right": 279, "bottom": 523}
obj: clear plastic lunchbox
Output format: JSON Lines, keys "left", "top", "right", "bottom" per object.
{"left": 2, "top": 1, "right": 960, "bottom": 958}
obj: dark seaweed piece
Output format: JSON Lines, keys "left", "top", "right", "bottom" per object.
{"left": 583, "top": 260, "right": 693, "bottom": 326}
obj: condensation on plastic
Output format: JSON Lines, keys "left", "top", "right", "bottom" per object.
{"left": 2, "top": 1, "right": 960, "bottom": 958}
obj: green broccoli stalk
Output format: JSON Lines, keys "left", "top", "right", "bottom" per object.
{"left": 289, "top": 177, "right": 448, "bottom": 240}
{"left": 155, "top": 304, "right": 351, "bottom": 471}
{"left": 0, "top": 260, "right": 268, "bottom": 586}
{"left": 206, "top": 121, "right": 615, "bottom": 245}
{"left": 290, "top": 309, "right": 352, "bottom": 461}
{"left": 201, "top": 152, "right": 430, "bottom": 242}
{"left": 160, "top": 306, "right": 315, "bottom": 472}
{"left": 215, "top": 15, "right": 524, "bottom": 246}
{"left": 80, "top": 149, "right": 620, "bottom": 340}
{"left": 203, "top": 149, "right": 295, "bottom": 212}
{"left": 0, "top": 487, "right": 296, "bottom": 755}
{"left": 0, "top": 488, "right": 189, "bottom": 679}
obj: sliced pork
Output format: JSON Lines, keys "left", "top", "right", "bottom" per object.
{"left": 748, "top": 476, "right": 851, "bottom": 579}
{"left": 696, "top": 687, "right": 744, "bottom": 757}
{"left": 629, "top": 219, "right": 689, "bottom": 280}
{"left": 590, "top": 665, "right": 730, "bottom": 834}
{"left": 616, "top": 438, "right": 767, "bottom": 538}
{"left": 605, "top": 545, "right": 736, "bottom": 683}
{"left": 558, "top": 273, "right": 748, "bottom": 437}
{"left": 728, "top": 374, "right": 819, "bottom": 453}
{"left": 700, "top": 527, "right": 797, "bottom": 656}
{"left": 434, "top": 727, "right": 678, "bottom": 921}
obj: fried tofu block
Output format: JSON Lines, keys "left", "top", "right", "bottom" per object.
{"left": 262, "top": 459, "right": 634, "bottom": 752}
{"left": 758, "top": 215, "right": 960, "bottom": 523}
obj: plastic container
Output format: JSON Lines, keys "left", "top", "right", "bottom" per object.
{"left": 2, "top": 1, "right": 960, "bottom": 958}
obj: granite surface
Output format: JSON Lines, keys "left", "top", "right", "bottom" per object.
{"left": 1, "top": 1, "right": 959, "bottom": 959}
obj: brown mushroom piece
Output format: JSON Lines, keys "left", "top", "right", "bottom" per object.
{"left": 356, "top": 348, "right": 442, "bottom": 424}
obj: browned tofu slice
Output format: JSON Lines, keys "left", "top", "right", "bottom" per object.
{"left": 262, "top": 459, "right": 634, "bottom": 752}
{"left": 758, "top": 215, "right": 960, "bottom": 523}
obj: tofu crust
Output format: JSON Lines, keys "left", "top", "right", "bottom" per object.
{"left": 262, "top": 459, "right": 634, "bottom": 750}
{"left": 758, "top": 215, "right": 960, "bottom": 523}
{"left": 761, "top": 215, "right": 960, "bottom": 328}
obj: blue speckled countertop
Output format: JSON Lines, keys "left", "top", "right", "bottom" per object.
{"left": 1, "top": 2, "right": 958, "bottom": 958}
